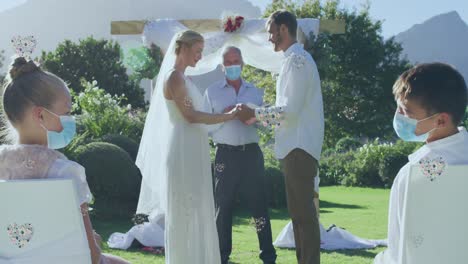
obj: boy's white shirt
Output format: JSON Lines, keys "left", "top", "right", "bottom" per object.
{"left": 374, "top": 127, "right": 468, "bottom": 264}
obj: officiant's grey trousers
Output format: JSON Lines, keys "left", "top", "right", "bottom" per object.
{"left": 281, "top": 148, "right": 320, "bottom": 264}
{"left": 214, "top": 143, "right": 277, "bottom": 264}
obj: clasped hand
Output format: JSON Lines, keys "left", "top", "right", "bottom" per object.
{"left": 224, "top": 104, "right": 256, "bottom": 124}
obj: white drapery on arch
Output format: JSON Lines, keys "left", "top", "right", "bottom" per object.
{"left": 142, "top": 18, "right": 320, "bottom": 76}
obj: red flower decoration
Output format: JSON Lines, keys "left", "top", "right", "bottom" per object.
{"left": 223, "top": 15, "right": 244, "bottom": 33}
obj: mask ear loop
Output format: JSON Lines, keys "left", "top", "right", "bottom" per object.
{"left": 417, "top": 113, "right": 440, "bottom": 123}
{"left": 416, "top": 113, "right": 440, "bottom": 136}
{"left": 38, "top": 119, "right": 49, "bottom": 147}
{"left": 38, "top": 108, "right": 50, "bottom": 131}
{"left": 38, "top": 108, "right": 60, "bottom": 141}
{"left": 41, "top": 108, "right": 60, "bottom": 118}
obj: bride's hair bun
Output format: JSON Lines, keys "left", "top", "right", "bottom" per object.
{"left": 8, "top": 57, "right": 40, "bottom": 80}
{"left": 175, "top": 30, "right": 204, "bottom": 55}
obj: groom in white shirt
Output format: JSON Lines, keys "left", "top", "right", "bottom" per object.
{"left": 238, "top": 10, "right": 324, "bottom": 264}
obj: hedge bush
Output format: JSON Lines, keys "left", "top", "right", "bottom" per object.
{"left": 319, "top": 151, "right": 355, "bottom": 186}
{"left": 265, "top": 166, "right": 286, "bottom": 208}
{"left": 101, "top": 134, "right": 139, "bottom": 161}
{"left": 74, "top": 142, "right": 141, "bottom": 218}
{"left": 73, "top": 81, "right": 146, "bottom": 143}
{"left": 335, "top": 137, "right": 362, "bottom": 153}
{"left": 378, "top": 151, "right": 409, "bottom": 188}
{"left": 320, "top": 140, "right": 422, "bottom": 188}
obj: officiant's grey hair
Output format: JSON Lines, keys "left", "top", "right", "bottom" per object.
{"left": 221, "top": 46, "right": 244, "bottom": 64}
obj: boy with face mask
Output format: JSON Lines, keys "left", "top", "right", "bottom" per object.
{"left": 374, "top": 62, "right": 468, "bottom": 264}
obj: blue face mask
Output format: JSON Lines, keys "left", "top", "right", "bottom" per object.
{"left": 393, "top": 112, "right": 438, "bottom": 142}
{"left": 224, "top": 65, "right": 242, "bottom": 81}
{"left": 41, "top": 109, "right": 76, "bottom": 149}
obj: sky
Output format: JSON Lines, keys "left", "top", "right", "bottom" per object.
{"left": 0, "top": 0, "right": 26, "bottom": 13}
{"left": 1, "top": 0, "right": 467, "bottom": 37}
{"left": 250, "top": 0, "right": 468, "bottom": 37}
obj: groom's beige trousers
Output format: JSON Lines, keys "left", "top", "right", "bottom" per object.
{"left": 281, "top": 148, "right": 320, "bottom": 264}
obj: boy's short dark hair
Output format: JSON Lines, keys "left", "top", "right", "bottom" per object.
{"left": 393, "top": 62, "right": 468, "bottom": 125}
{"left": 268, "top": 10, "right": 298, "bottom": 39}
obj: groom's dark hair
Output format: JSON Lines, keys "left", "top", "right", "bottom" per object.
{"left": 268, "top": 10, "right": 298, "bottom": 39}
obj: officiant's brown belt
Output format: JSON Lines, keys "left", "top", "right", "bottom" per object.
{"left": 216, "top": 143, "right": 258, "bottom": 151}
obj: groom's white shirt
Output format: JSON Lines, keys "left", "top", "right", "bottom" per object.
{"left": 270, "top": 43, "right": 324, "bottom": 160}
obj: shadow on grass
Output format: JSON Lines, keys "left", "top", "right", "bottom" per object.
{"left": 320, "top": 200, "right": 366, "bottom": 210}
{"left": 231, "top": 201, "right": 364, "bottom": 225}
{"left": 322, "top": 248, "right": 378, "bottom": 259}
{"left": 233, "top": 215, "right": 252, "bottom": 226}
{"left": 108, "top": 246, "right": 165, "bottom": 258}
{"left": 232, "top": 200, "right": 365, "bottom": 226}
{"left": 232, "top": 207, "right": 291, "bottom": 226}
{"left": 279, "top": 247, "right": 378, "bottom": 260}
{"left": 91, "top": 217, "right": 133, "bottom": 239}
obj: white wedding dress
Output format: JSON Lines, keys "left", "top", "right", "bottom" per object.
{"left": 112, "top": 32, "right": 224, "bottom": 263}
{"left": 127, "top": 32, "right": 221, "bottom": 262}
{"left": 162, "top": 74, "right": 220, "bottom": 263}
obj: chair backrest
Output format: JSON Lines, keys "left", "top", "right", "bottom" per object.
{"left": 400, "top": 164, "right": 468, "bottom": 264}
{"left": 0, "top": 179, "right": 91, "bottom": 264}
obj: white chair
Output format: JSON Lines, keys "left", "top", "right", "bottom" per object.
{"left": 0, "top": 179, "right": 91, "bottom": 264}
{"left": 399, "top": 164, "right": 468, "bottom": 264}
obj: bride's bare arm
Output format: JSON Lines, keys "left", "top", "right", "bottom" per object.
{"left": 165, "top": 71, "right": 236, "bottom": 124}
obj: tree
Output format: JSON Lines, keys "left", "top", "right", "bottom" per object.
{"left": 124, "top": 44, "right": 163, "bottom": 83}
{"left": 251, "top": 0, "right": 411, "bottom": 148}
{"left": 464, "top": 107, "right": 468, "bottom": 129}
{"left": 41, "top": 37, "right": 145, "bottom": 108}
{"left": 1, "top": 50, "right": 7, "bottom": 144}
{"left": 0, "top": 50, "right": 5, "bottom": 84}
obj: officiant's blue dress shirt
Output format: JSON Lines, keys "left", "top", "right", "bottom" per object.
{"left": 203, "top": 78, "right": 263, "bottom": 146}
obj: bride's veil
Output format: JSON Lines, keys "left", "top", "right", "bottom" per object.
{"left": 135, "top": 33, "right": 180, "bottom": 224}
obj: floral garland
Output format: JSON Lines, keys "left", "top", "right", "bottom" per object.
{"left": 222, "top": 15, "right": 244, "bottom": 33}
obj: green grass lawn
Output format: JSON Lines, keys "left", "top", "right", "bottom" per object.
{"left": 93, "top": 186, "right": 390, "bottom": 264}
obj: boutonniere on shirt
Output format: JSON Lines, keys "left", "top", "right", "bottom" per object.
{"left": 290, "top": 53, "right": 306, "bottom": 69}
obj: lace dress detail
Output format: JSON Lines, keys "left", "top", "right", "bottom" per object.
{"left": 0, "top": 145, "right": 93, "bottom": 205}
{"left": 0, "top": 145, "right": 65, "bottom": 180}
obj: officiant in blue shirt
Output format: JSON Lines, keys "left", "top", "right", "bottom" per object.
{"left": 203, "top": 46, "right": 277, "bottom": 264}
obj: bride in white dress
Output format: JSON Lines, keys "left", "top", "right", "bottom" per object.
{"left": 135, "top": 30, "right": 237, "bottom": 264}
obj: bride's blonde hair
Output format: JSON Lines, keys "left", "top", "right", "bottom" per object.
{"left": 175, "top": 30, "right": 204, "bottom": 55}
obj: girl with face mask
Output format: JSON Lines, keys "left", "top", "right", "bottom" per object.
{"left": 0, "top": 57, "right": 130, "bottom": 264}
